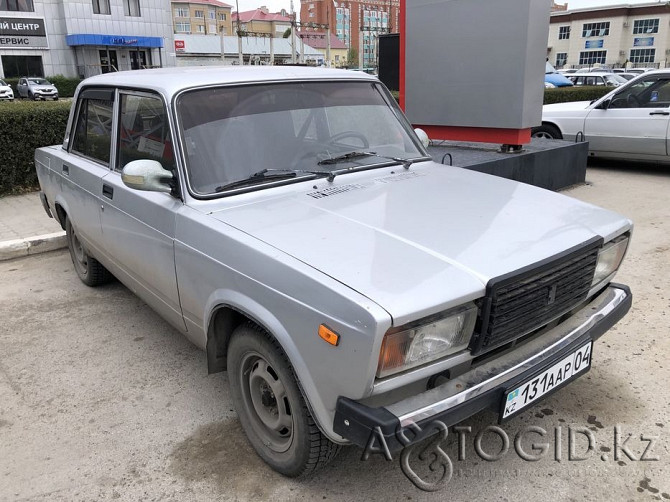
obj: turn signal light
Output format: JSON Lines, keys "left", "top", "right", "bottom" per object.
{"left": 318, "top": 324, "right": 340, "bottom": 346}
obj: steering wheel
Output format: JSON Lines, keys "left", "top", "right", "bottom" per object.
{"left": 327, "top": 131, "right": 370, "bottom": 149}
{"left": 626, "top": 93, "right": 641, "bottom": 108}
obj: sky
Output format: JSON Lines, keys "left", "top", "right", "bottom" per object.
{"left": 231, "top": 0, "right": 657, "bottom": 14}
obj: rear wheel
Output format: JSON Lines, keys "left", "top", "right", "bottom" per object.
{"left": 65, "top": 217, "right": 112, "bottom": 286}
{"left": 227, "top": 323, "right": 340, "bottom": 477}
{"left": 531, "top": 124, "right": 562, "bottom": 140}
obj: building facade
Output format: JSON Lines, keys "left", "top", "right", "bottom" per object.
{"left": 171, "top": 0, "right": 232, "bottom": 37}
{"left": 300, "top": 0, "right": 400, "bottom": 68}
{"left": 298, "top": 32, "right": 347, "bottom": 67}
{"left": 0, "top": 0, "right": 175, "bottom": 79}
{"left": 549, "top": 2, "right": 670, "bottom": 69}
{"left": 231, "top": 6, "right": 291, "bottom": 38}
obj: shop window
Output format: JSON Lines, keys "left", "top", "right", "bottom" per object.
{"left": 0, "top": 0, "right": 34, "bottom": 11}
{"left": 1, "top": 55, "right": 43, "bottom": 78}
{"left": 92, "top": 0, "right": 110, "bottom": 15}
{"left": 123, "top": 0, "right": 140, "bottom": 17}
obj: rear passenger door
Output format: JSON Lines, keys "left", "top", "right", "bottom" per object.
{"left": 98, "top": 90, "right": 185, "bottom": 331}
{"left": 61, "top": 88, "right": 115, "bottom": 254}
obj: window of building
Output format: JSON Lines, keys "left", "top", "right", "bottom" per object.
{"left": 194, "top": 9, "right": 204, "bottom": 18}
{"left": 175, "top": 7, "right": 188, "bottom": 17}
{"left": 123, "top": 0, "right": 140, "bottom": 17}
{"left": 197, "top": 24, "right": 205, "bottom": 33}
{"left": 555, "top": 52, "right": 567, "bottom": 67}
{"left": 582, "top": 22, "right": 609, "bottom": 37}
{"left": 218, "top": 12, "right": 226, "bottom": 20}
{"left": 92, "top": 0, "right": 110, "bottom": 14}
{"left": 117, "top": 94, "right": 174, "bottom": 173}
{"left": 558, "top": 26, "right": 570, "bottom": 40}
{"left": 0, "top": 0, "right": 34, "bottom": 11}
{"left": 175, "top": 22, "right": 190, "bottom": 33}
{"left": 630, "top": 48, "right": 656, "bottom": 63}
{"left": 208, "top": 9, "right": 215, "bottom": 19}
{"left": 579, "top": 50, "right": 607, "bottom": 65}
{"left": 1, "top": 55, "right": 42, "bottom": 78}
{"left": 72, "top": 98, "right": 114, "bottom": 165}
{"left": 633, "top": 18, "right": 658, "bottom": 34}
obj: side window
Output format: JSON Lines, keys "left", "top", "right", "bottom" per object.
{"left": 71, "top": 98, "right": 114, "bottom": 164}
{"left": 117, "top": 94, "right": 174, "bottom": 172}
{"left": 610, "top": 78, "right": 670, "bottom": 109}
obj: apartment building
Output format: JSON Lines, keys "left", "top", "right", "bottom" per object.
{"left": 171, "top": 0, "right": 233, "bottom": 37}
{"left": 231, "top": 6, "right": 291, "bottom": 37}
{"left": 0, "top": 0, "right": 175, "bottom": 78}
{"left": 300, "top": 0, "right": 400, "bottom": 68}
{"left": 549, "top": 2, "right": 670, "bottom": 68}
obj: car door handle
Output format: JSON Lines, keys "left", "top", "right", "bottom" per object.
{"left": 649, "top": 111, "right": 670, "bottom": 116}
{"left": 102, "top": 184, "right": 114, "bottom": 199}
{"left": 62, "top": 164, "right": 69, "bottom": 175}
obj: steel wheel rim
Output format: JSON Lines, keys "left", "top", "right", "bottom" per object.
{"left": 70, "top": 228, "right": 88, "bottom": 274}
{"left": 240, "top": 351, "right": 294, "bottom": 453}
{"left": 533, "top": 131, "right": 554, "bottom": 139}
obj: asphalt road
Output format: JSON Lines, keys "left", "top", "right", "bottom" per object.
{"left": 1, "top": 163, "right": 669, "bottom": 501}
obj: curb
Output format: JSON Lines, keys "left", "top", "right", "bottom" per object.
{"left": 0, "top": 231, "right": 67, "bottom": 261}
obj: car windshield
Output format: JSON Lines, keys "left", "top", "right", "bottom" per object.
{"left": 177, "top": 81, "right": 424, "bottom": 195}
{"left": 605, "top": 74, "right": 628, "bottom": 85}
{"left": 0, "top": 80, "right": 6, "bottom": 86}
{"left": 29, "top": 78, "right": 50, "bottom": 85}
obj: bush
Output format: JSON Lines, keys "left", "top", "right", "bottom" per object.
{"left": 2, "top": 75, "right": 82, "bottom": 98}
{"left": 0, "top": 100, "right": 71, "bottom": 195}
{"left": 544, "top": 86, "right": 612, "bottom": 105}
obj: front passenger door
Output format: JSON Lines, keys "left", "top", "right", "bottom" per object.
{"left": 584, "top": 75, "right": 670, "bottom": 157}
{"left": 99, "top": 91, "right": 185, "bottom": 332}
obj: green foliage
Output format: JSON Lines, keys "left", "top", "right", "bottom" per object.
{"left": 544, "top": 86, "right": 612, "bottom": 105}
{"left": 346, "top": 48, "right": 358, "bottom": 67}
{"left": 0, "top": 100, "right": 72, "bottom": 195}
{"left": 1, "top": 75, "right": 82, "bottom": 98}
{"left": 283, "top": 27, "right": 291, "bottom": 38}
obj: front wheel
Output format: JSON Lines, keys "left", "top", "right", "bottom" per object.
{"left": 65, "top": 217, "right": 112, "bottom": 286}
{"left": 531, "top": 124, "right": 562, "bottom": 140}
{"left": 227, "top": 323, "right": 340, "bottom": 477}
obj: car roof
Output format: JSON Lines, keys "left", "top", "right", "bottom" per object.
{"left": 572, "top": 72, "right": 619, "bottom": 76}
{"left": 78, "top": 66, "right": 378, "bottom": 100}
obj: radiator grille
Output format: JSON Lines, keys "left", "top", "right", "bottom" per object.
{"left": 472, "top": 241, "right": 600, "bottom": 355}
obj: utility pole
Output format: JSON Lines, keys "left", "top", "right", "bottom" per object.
{"left": 326, "top": 4, "right": 331, "bottom": 67}
{"left": 235, "top": 0, "right": 243, "bottom": 65}
{"left": 290, "top": 0, "right": 296, "bottom": 63}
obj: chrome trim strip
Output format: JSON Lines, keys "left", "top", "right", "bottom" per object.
{"left": 387, "top": 286, "right": 628, "bottom": 426}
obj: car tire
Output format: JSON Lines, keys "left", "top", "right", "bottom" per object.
{"left": 531, "top": 124, "right": 563, "bottom": 140}
{"left": 65, "top": 217, "right": 112, "bottom": 286}
{"left": 227, "top": 323, "right": 340, "bottom": 477}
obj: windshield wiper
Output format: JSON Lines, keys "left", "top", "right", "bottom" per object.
{"left": 215, "top": 168, "right": 333, "bottom": 192}
{"left": 317, "top": 151, "right": 418, "bottom": 169}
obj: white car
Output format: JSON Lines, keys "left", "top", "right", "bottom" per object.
{"left": 533, "top": 69, "right": 670, "bottom": 162}
{"left": 0, "top": 79, "right": 14, "bottom": 101}
{"left": 569, "top": 72, "right": 628, "bottom": 87}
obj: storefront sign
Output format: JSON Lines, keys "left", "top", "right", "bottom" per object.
{"left": 584, "top": 39, "right": 604, "bottom": 49}
{"left": 175, "top": 40, "right": 185, "bottom": 52}
{"left": 0, "top": 17, "right": 48, "bottom": 49}
{"left": 633, "top": 37, "right": 654, "bottom": 47}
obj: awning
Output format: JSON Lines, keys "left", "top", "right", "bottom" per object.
{"left": 66, "top": 34, "right": 163, "bottom": 48}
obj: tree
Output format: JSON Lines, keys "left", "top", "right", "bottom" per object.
{"left": 346, "top": 48, "right": 358, "bottom": 67}
{"left": 283, "top": 27, "right": 291, "bottom": 38}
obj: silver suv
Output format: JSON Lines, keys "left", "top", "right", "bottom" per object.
{"left": 16, "top": 77, "right": 58, "bottom": 100}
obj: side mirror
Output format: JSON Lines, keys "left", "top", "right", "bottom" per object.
{"left": 414, "top": 128, "right": 430, "bottom": 149}
{"left": 121, "top": 159, "right": 174, "bottom": 193}
{"left": 594, "top": 98, "right": 611, "bottom": 110}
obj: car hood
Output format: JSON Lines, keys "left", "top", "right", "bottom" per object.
{"left": 543, "top": 100, "right": 592, "bottom": 112}
{"left": 0, "top": 85, "right": 11, "bottom": 92}
{"left": 545, "top": 73, "right": 574, "bottom": 87}
{"left": 208, "top": 163, "right": 631, "bottom": 325}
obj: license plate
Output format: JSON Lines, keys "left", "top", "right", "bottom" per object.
{"left": 501, "top": 342, "right": 592, "bottom": 420}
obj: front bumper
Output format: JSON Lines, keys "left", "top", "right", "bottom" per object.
{"left": 334, "top": 283, "right": 631, "bottom": 451}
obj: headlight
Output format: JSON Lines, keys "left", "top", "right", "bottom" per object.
{"left": 377, "top": 304, "right": 477, "bottom": 378}
{"left": 591, "top": 235, "right": 629, "bottom": 289}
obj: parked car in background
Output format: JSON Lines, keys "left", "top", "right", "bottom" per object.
{"left": 16, "top": 77, "right": 58, "bottom": 100}
{"left": 557, "top": 68, "right": 578, "bottom": 75}
{"left": 618, "top": 73, "right": 638, "bottom": 81}
{"left": 569, "top": 72, "right": 629, "bottom": 87}
{"left": 627, "top": 68, "right": 654, "bottom": 75}
{"left": 533, "top": 69, "right": 670, "bottom": 162}
{"left": 0, "top": 79, "right": 14, "bottom": 101}
{"left": 545, "top": 62, "right": 573, "bottom": 87}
